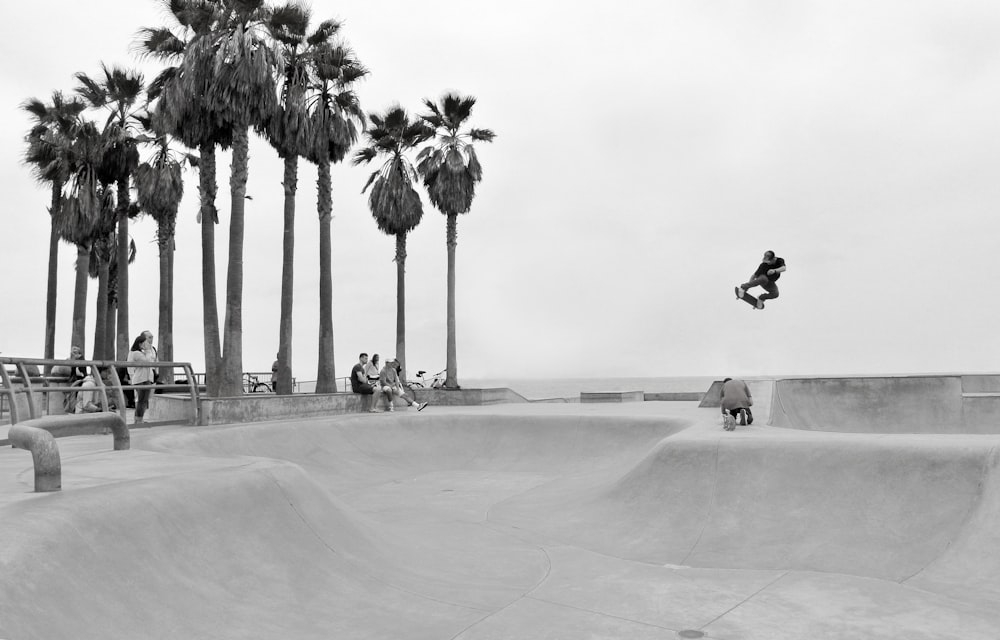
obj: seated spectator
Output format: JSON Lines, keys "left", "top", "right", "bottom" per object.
{"left": 365, "top": 354, "right": 382, "bottom": 386}
{"left": 74, "top": 367, "right": 102, "bottom": 414}
{"left": 351, "top": 353, "right": 376, "bottom": 411}
{"left": 378, "top": 358, "right": 428, "bottom": 413}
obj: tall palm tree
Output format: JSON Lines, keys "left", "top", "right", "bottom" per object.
{"left": 139, "top": 0, "right": 232, "bottom": 396}
{"left": 21, "top": 91, "right": 87, "bottom": 366}
{"left": 416, "top": 93, "right": 495, "bottom": 389}
{"left": 181, "top": 0, "right": 282, "bottom": 397}
{"left": 305, "top": 43, "right": 367, "bottom": 393}
{"left": 56, "top": 120, "right": 111, "bottom": 353}
{"left": 135, "top": 115, "right": 187, "bottom": 382}
{"left": 263, "top": 5, "right": 330, "bottom": 395}
{"left": 353, "top": 106, "right": 433, "bottom": 380}
{"left": 74, "top": 64, "right": 146, "bottom": 362}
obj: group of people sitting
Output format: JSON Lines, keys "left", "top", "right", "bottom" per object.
{"left": 350, "top": 353, "right": 428, "bottom": 413}
{"left": 52, "top": 331, "right": 158, "bottom": 423}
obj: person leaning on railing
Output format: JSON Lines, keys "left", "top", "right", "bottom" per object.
{"left": 127, "top": 332, "right": 157, "bottom": 424}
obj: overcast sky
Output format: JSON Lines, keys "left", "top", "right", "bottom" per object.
{"left": 2, "top": 1, "right": 999, "bottom": 381}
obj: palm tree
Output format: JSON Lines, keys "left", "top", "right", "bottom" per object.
{"left": 21, "top": 91, "right": 87, "bottom": 366}
{"left": 181, "top": 0, "right": 283, "bottom": 397}
{"left": 56, "top": 120, "right": 111, "bottom": 353}
{"left": 135, "top": 116, "right": 187, "bottom": 382}
{"left": 139, "top": 0, "right": 232, "bottom": 396}
{"left": 88, "top": 193, "right": 128, "bottom": 360}
{"left": 305, "top": 43, "right": 367, "bottom": 393}
{"left": 74, "top": 64, "right": 146, "bottom": 362}
{"left": 416, "top": 93, "right": 495, "bottom": 389}
{"left": 263, "top": 4, "right": 327, "bottom": 395}
{"left": 353, "top": 106, "right": 433, "bottom": 380}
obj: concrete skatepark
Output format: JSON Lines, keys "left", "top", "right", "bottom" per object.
{"left": 2, "top": 375, "right": 1000, "bottom": 639}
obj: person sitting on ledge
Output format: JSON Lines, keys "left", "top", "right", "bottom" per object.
{"left": 378, "top": 358, "right": 428, "bottom": 413}
{"left": 351, "top": 353, "right": 377, "bottom": 412}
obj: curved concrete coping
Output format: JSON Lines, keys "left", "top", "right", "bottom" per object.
{"left": 9, "top": 423, "right": 61, "bottom": 492}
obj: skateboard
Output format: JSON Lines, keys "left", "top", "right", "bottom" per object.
{"left": 735, "top": 286, "right": 764, "bottom": 309}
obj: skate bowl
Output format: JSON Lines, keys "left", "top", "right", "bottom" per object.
{"left": 769, "top": 374, "right": 1000, "bottom": 433}
{"left": 2, "top": 401, "right": 1000, "bottom": 639}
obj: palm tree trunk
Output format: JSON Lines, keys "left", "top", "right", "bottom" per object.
{"left": 277, "top": 155, "right": 297, "bottom": 395}
{"left": 93, "top": 258, "right": 110, "bottom": 360}
{"left": 315, "top": 158, "right": 336, "bottom": 393}
{"left": 395, "top": 232, "right": 407, "bottom": 380}
{"left": 445, "top": 214, "right": 459, "bottom": 388}
{"left": 198, "top": 144, "right": 222, "bottom": 398}
{"left": 106, "top": 300, "right": 116, "bottom": 362}
{"left": 199, "top": 143, "right": 223, "bottom": 397}
{"left": 71, "top": 244, "right": 90, "bottom": 355}
{"left": 44, "top": 181, "right": 62, "bottom": 371}
{"left": 222, "top": 127, "right": 249, "bottom": 397}
{"left": 115, "top": 179, "right": 130, "bottom": 360}
{"left": 158, "top": 231, "right": 174, "bottom": 384}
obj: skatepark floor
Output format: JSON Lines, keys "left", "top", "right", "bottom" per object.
{"left": 2, "top": 398, "right": 999, "bottom": 639}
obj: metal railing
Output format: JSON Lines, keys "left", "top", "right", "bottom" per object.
{"left": 1, "top": 356, "right": 201, "bottom": 426}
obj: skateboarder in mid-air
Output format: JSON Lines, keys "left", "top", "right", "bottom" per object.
{"left": 736, "top": 250, "right": 787, "bottom": 309}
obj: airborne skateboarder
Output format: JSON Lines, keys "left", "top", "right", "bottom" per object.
{"left": 735, "top": 250, "right": 787, "bottom": 309}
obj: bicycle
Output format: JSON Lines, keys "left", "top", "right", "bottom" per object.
{"left": 245, "top": 374, "right": 273, "bottom": 394}
{"left": 407, "top": 369, "right": 446, "bottom": 389}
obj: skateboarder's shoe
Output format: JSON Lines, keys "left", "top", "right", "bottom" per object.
{"left": 738, "top": 411, "right": 747, "bottom": 426}
{"left": 735, "top": 286, "right": 744, "bottom": 299}
{"left": 754, "top": 299, "right": 764, "bottom": 310}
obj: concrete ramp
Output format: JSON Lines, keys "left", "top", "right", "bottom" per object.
{"left": 770, "top": 375, "right": 1000, "bottom": 433}
{"left": 3, "top": 405, "right": 1000, "bottom": 639}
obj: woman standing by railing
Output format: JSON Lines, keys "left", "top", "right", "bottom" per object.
{"left": 127, "top": 333, "right": 157, "bottom": 424}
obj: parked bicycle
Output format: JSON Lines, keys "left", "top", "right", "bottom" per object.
{"left": 244, "top": 373, "right": 273, "bottom": 394}
{"left": 407, "top": 369, "right": 446, "bottom": 389}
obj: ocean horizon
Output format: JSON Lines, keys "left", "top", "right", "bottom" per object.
{"left": 461, "top": 376, "right": 720, "bottom": 400}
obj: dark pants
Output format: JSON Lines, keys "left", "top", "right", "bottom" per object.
{"left": 135, "top": 382, "right": 153, "bottom": 418}
{"left": 353, "top": 383, "right": 374, "bottom": 395}
{"left": 741, "top": 275, "right": 779, "bottom": 301}
{"left": 727, "top": 407, "right": 753, "bottom": 424}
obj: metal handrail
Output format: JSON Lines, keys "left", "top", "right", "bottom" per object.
{"left": 1, "top": 356, "right": 201, "bottom": 426}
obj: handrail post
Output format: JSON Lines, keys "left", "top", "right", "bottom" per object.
{"left": 106, "top": 364, "right": 128, "bottom": 423}
{"left": 183, "top": 363, "right": 201, "bottom": 425}
{"left": 16, "top": 361, "right": 39, "bottom": 420}
{"left": 0, "top": 363, "right": 19, "bottom": 425}
{"left": 9, "top": 423, "right": 61, "bottom": 492}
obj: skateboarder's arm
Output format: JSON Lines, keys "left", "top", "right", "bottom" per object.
{"left": 766, "top": 265, "right": 786, "bottom": 276}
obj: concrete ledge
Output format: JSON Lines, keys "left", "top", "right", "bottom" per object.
{"left": 411, "top": 387, "right": 528, "bottom": 406}
{"left": 644, "top": 392, "right": 704, "bottom": 402}
{"left": 581, "top": 391, "right": 644, "bottom": 403}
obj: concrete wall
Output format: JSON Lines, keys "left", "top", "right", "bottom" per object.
{"left": 770, "top": 375, "right": 1000, "bottom": 434}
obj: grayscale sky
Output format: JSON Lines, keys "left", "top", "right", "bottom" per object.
{"left": 2, "top": 1, "right": 999, "bottom": 380}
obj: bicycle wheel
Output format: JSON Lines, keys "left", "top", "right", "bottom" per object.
{"left": 252, "top": 382, "right": 272, "bottom": 393}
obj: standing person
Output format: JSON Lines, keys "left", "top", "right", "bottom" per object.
{"left": 736, "top": 250, "right": 787, "bottom": 309}
{"left": 271, "top": 353, "right": 279, "bottom": 392}
{"left": 378, "top": 358, "right": 428, "bottom": 413}
{"left": 127, "top": 333, "right": 157, "bottom": 424}
{"left": 365, "top": 354, "right": 382, "bottom": 386}
{"left": 720, "top": 377, "right": 753, "bottom": 428}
